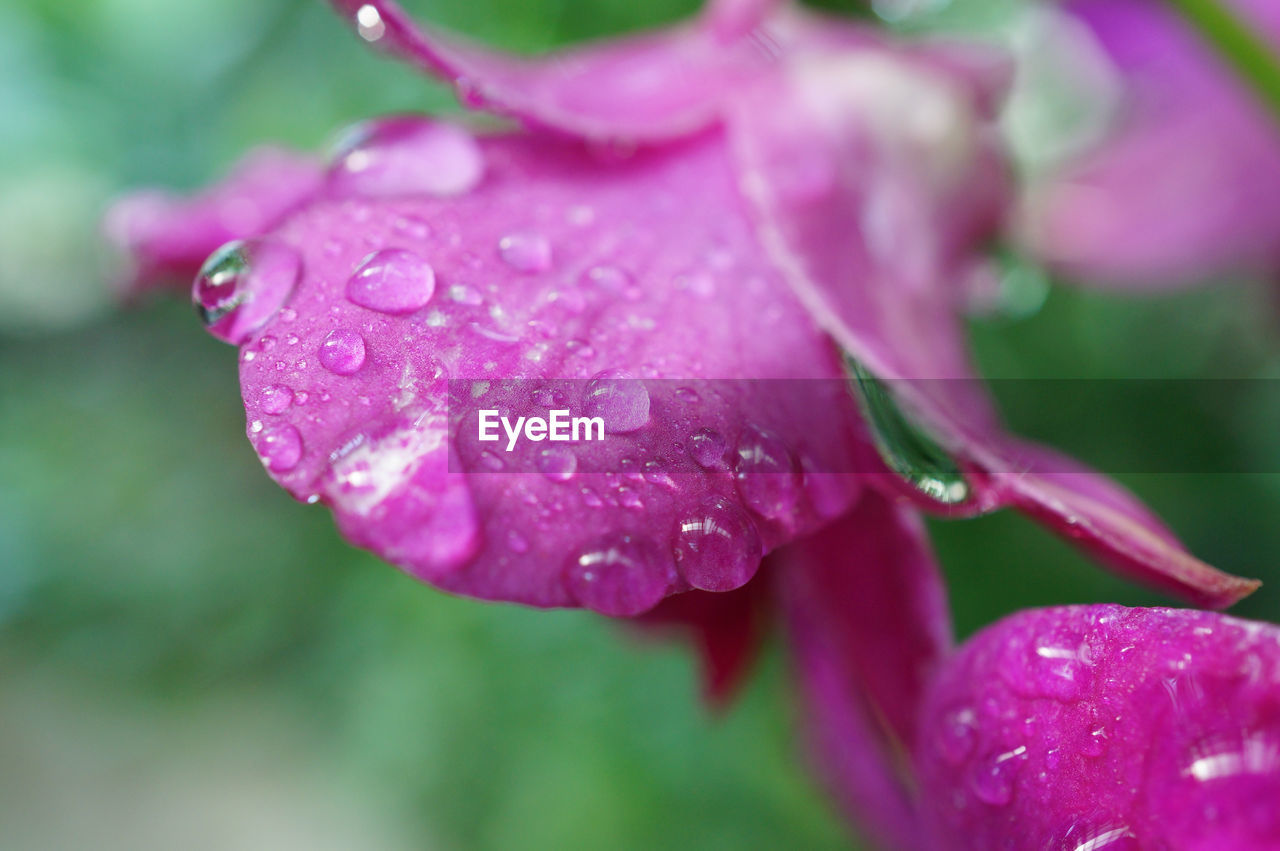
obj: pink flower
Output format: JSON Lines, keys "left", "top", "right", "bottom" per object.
{"left": 107, "top": 0, "right": 1256, "bottom": 617}
{"left": 1028, "top": 0, "right": 1280, "bottom": 290}
{"left": 773, "top": 513, "right": 1280, "bottom": 848}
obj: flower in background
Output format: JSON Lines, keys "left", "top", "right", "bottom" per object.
{"left": 1026, "top": 0, "right": 1280, "bottom": 290}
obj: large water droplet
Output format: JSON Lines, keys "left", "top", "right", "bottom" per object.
{"left": 319, "top": 329, "right": 366, "bottom": 375}
{"left": 938, "top": 706, "right": 977, "bottom": 765}
{"left": 194, "top": 239, "right": 301, "bottom": 345}
{"left": 564, "top": 533, "right": 673, "bottom": 616}
{"left": 674, "top": 497, "right": 762, "bottom": 592}
{"left": 329, "top": 117, "right": 483, "bottom": 197}
{"left": 845, "top": 356, "right": 969, "bottom": 505}
{"left": 346, "top": 248, "right": 436, "bottom": 314}
{"left": 584, "top": 369, "right": 650, "bottom": 433}
{"left": 498, "top": 232, "right": 552, "bottom": 273}
{"left": 253, "top": 423, "right": 303, "bottom": 472}
{"left": 734, "top": 426, "right": 799, "bottom": 522}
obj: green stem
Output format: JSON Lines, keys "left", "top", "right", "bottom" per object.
{"left": 1166, "top": 0, "right": 1280, "bottom": 124}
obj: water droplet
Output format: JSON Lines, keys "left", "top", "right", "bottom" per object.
{"left": 355, "top": 4, "right": 385, "bottom": 42}
{"left": 938, "top": 706, "right": 977, "bottom": 765}
{"left": 346, "top": 248, "right": 436, "bottom": 314}
{"left": 319, "top": 329, "right": 366, "bottom": 375}
{"left": 506, "top": 529, "right": 529, "bottom": 553}
{"left": 448, "top": 283, "right": 484, "bottom": 305}
{"left": 498, "top": 232, "right": 552, "bottom": 273}
{"left": 259, "top": 384, "right": 295, "bottom": 415}
{"left": 845, "top": 356, "right": 969, "bottom": 504}
{"left": 253, "top": 423, "right": 303, "bottom": 473}
{"left": 537, "top": 446, "right": 578, "bottom": 482}
{"left": 193, "top": 239, "right": 301, "bottom": 345}
{"left": 969, "top": 747, "right": 1024, "bottom": 806}
{"left": 583, "top": 369, "right": 650, "bottom": 433}
{"left": 674, "top": 386, "right": 701, "bottom": 404}
{"left": 329, "top": 117, "right": 483, "bottom": 197}
{"left": 688, "top": 428, "right": 727, "bottom": 469}
{"left": 734, "top": 426, "right": 799, "bottom": 522}
{"left": 674, "top": 497, "right": 761, "bottom": 592}
{"left": 564, "top": 533, "right": 673, "bottom": 615}
{"left": 581, "top": 265, "right": 637, "bottom": 299}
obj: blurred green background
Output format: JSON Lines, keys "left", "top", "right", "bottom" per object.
{"left": 3, "top": 0, "right": 1280, "bottom": 848}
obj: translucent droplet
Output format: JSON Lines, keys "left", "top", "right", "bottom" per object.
{"left": 253, "top": 423, "right": 303, "bottom": 473}
{"left": 329, "top": 117, "right": 483, "bottom": 197}
{"left": 584, "top": 369, "right": 650, "bottom": 433}
{"left": 319, "top": 329, "right": 366, "bottom": 375}
{"left": 969, "top": 747, "right": 1024, "bottom": 806}
{"left": 498, "top": 232, "right": 552, "bottom": 273}
{"left": 506, "top": 529, "right": 530, "bottom": 554}
{"left": 194, "top": 239, "right": 301, "bottom": 345}
{"left": 259, "top": 384, "right": 295, "bottom": 415}
{"left": 537, "top": 446, "right": 578, "bottom": 482}
{"left": 674, "top": 497, "right": 762, "bottom": 592}
{"left": 564, "top": 533, "right": 673, "bottom": 616}
{"left": 355, "top": 4, "right": 385, "bottom": 42}
{"left": 688, "top": 428, "right": 727, "bottom": 469}
{"left": 938, "top": 706, "right": 977, "bottom": 765}
{"left": 845, "top": 356, "right": 969, "bottom": 504}
{"left": 734, "top": 426, "right": 799, "bottom": 521}
{"left": 346, "top": 248, "right": 436, "bottom": 314}
{"left": 581, "top": 265, "right": 637, "bottom": 298}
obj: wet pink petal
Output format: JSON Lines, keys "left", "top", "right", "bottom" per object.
{"left": 1028, "top": 0, "right": 1280, "bottom": 288}
{"left": 105, "top": 148, "right": 323, "bottom": 297}
{"left": 726, "top": 58, "right": 1257, "bottom": 608}
{"left": 326, "top": 0, "right": 784, "bottom": 143}
{"left": 229, "top": 123, "right": 864, "bottom": 612}
{"left": 916, "top": 605, "right": 1280, "bottom": 849}
{"left": 775, "top": 493, "right": 951, "bottom": 851}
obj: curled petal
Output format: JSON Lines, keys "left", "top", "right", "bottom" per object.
{"left": 105, "top": 148, "right": 323, "bottom": 297}
{"left": 916, "top": 604, "right": 1280, "bottom": 850}
{"left": 226, "top": 122, "right": 863, "bottom": 612}
{"left": 326, "top": 0, "right": 784, "bottom": 143}
{"left": 776, "top": 493, "right": 951, "bottom": 850}
{"left": 1027, "top": 0, "right": 1280, "bottom": 288}
{"left": 726, "top": 57, "right": 1257, "bottom": 608}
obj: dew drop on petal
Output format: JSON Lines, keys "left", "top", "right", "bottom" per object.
{"left": 319, "top": 329, "right": 366, "bottom": 375}
{"left": 259, "top": 384, "right": 295, "bottom": 415}
{"left": 969, "top": 748, "right": 1024, "bottom": 806}
{"left": 253, "top": 423, "right": 303, "bottom": 472}
{"left": 346, "top": 248, "right": 436, "bottom": 314}
{"left": 194, "top": 239, "right": 301, "bottom": 345}
{"left": 734, "top": 426, "right": 799, "bottom": 521}
{"left": 583, "top": 369, "right": 650, "bottom": 433}
{"left": 329, "top": 117, "right": 483, "bottom": 197}
{"left": 564, "top": 533, "right": 673, "bottom": 616}
{"left": 674, "top": 497, "right": 761, "bottom": 592}
{"left": 938, "top": 706, "right": 978, "bottom": 765}
{"left": 537, "top": 445, "right": 578, "bottom": 482}
{"left": 498, "top": 232, "right": 552, "bottom": 273}
{"left": 688, "top": 428, "right": 727, "bottom": 469}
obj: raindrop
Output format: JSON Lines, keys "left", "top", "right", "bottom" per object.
{"left": 688, "top": 428, "right": 727, "bottom": 469}
{"left": 734, "top": 426, "right": 799, "bottom": 521}
{"left": 674, "top": 497, "right": 762, "bottom": 592}
{"left": 346, "top": 248, "right": 436, "bottom": 314}
{"left": 969, "top": 747, "right": 1024, "bottom": 806}
{"left": 329, "top": 117, "right": 483, "bottom": 197}
{"left": 253, "top": 423, "right": 303, "bottom": 473}
{"left": 194, "top": 239, "right": 301, "bottom": 345}
{"left": 845, "top": 355, "right": 969, "bottom": 505}
{"left": 564, "top": 533, "right": 673, "bottom": 616}
{"left": 498, "top": 232, "right": 552, "bottom": 273}
{"left": 319, "top": 329, "right": 366, "bottom": 375}
{"left": 355, "top": 4, "right": 386, "bottom": 42}
{"left": 537, "top": 446, "right": 578, "bottom": 482}
{"left": 584, "top": 369, "right": 650, "bottom": 433}
{"left": 259, "top": 384, "right": 295, "bottom": 415}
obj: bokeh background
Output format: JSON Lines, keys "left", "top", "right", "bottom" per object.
{"left": 3, "top": 0, "right": 1280, "bottom": 848}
